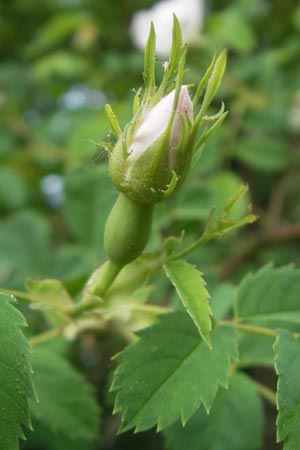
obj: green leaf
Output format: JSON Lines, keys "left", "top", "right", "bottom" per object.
{"left": 0, "top": 292, "right": 36, "bottom": 450}
{"left": 207, "top": 8, "right": 256, "bottom": 54}
{"left": 274, "top": 330, "right": 300, "bottom": 449}
{"left": 111, "top": 312, "right": 238, "bottom": 433}
{"left": 0, "top": 167, "right": 29, "bottom": 209}
{"left": 25, "top": 12, "right": 89, "bottom": 58}
{"left": 23, "top": 278, "right": 73, "bottom": 312}
{"left": 0, "top": 210, "right": 51, "bottom": 280}
{"left": 164, "top": 372, "right": 263, "bottom": 450}
{"left": 30, "top": 347, "right": 101, "bottom": 443}
{"left": 29, "top": 422, "right": 95, "bottom": 450}
{"left": 238, "top": 333, "right": 274, "bottom": 368}
{"left": 210, "top": 283, "right": 235, "bottom": 320}
{"left": 235, "top": 264, "right": 300, "bottom": 325}
{"left": 33, "top": 51, "right": 89, "bottom": 81}
{"left": 233, "top": 136, "right": 290, "bottom": 172}
{"left": 164, "top": 260, "right": 212, "bottom": 347}
{"left": 64, "top": 166, "right": 117, "bottom": 254}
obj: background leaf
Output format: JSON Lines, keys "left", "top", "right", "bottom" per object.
{"left": 111, "top": 312, "right": 238, "bottom": 433}
{"left": 164, "top": 260, "right": 212, "bottom": 346}
{"left": 164, "top": 372, "right": 263, "bottom": 450}
{"left": 235, "top": 264, "right": 300, "bottom": 325}
{"left": 274, "top": 330, "right": 300, "bottom": 450}
{"left": 233, "top": 136, "right": 290, "bottom": 172}
{"left": 28, "top": 421, "right": 95, "bottom": 450}
{"left": 64, "top": 165, "right": 117, "bottom": 256}
{"left": 30, "top": 346, "right": 101, "bottom": 444}
{"left": 0, "top": 292, "right": 36, "bottom": 450}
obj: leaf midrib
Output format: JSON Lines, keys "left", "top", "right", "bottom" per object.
{"left": 122, "top": 335, "right": 202, "bottom": 430}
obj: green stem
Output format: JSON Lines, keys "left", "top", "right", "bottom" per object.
{"left": 254, "top": 380, "right": 277, "bottom": 406}
{"left": 87, "top": 260, "right": 122, "bottom": 297}
{"left": 220, "top": 320, "right": 277, "bottom": 339}
{"left": 70, "top": 260, "right": 122, "bottom": 318}
{"left": 170, "top": 234, "right": 210, "bottom": 260}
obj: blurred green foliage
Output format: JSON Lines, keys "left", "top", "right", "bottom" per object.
{"left": 1, "top": 0, "right": 300, "bottom": 448}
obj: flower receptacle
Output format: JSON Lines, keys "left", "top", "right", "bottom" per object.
{"left": 104, "top": 193, "right": 154, "bottom": 265}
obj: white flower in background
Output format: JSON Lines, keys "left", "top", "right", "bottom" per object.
{"left": 130, "top": 0, "right": 204, "bottom": 57}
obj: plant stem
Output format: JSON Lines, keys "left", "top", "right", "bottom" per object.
{"left": 170, "top": 234, "right": 210, "bottom": 261}
{"left": 219, "top": 320, "right": 277, "bottom": 339}
{"left": 88, "top": 260, "right": 122, "bottom": 297}
{"left": 70, "top": 260, "right": 122, "bottom": 318}
{"left": 254, "top": 380, "right": 277, "bottom": 406}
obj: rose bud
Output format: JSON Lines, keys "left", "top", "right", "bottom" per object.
{"left": 103, "top": 15, "right": 227, "bottom": 265}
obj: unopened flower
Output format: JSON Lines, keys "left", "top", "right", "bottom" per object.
{"left": 126, "top": 85, "right": 193, "bottom": 176}
{"left": 130, "top": 0, "right": 204, "bottom": 57}
{"left": 103, "top": 16, "right": 227, "bottom": 265}
{"left": 105, "top": 16, "right": 227, "bottom": 204}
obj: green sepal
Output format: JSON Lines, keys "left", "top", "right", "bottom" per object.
{"left": 104, "top": 104, "right": 122, "bottom": 137}
{"left": 193, "top": 51, "right": 217, "bottom": 106}
{"left": 194, "top": 111, "right": 228, "bottom": 152}
{"left": 155, "top": 15, "right": 184, "bottom": 101}
{"left": 132, "top": 87, "right": 143, "bottom": 114}
{"left": 143, "top": 22, "right": 156, "bottom": 96}
{"left": 196, "top": 50, "right": 227, "bottom": 124}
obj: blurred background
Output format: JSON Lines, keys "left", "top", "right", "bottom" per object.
{"left": 1, "top": 0, "right": 300, "bottom": 449}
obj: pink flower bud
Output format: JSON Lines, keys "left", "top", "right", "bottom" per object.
{"left": 127, "top": 85, "right": 193, "bottom": 166}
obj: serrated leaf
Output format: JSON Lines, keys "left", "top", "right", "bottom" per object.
{"left": 0, "top": 292, "right": 36, "bottom": 450}
{"left": 30, "top": 347, "right": 101, "bottom": 443}
{"left": 235, "top": 264, "right": 300, "bottom": 325}
{"left": 164, "top": 260, "right": 212, "bottom": 347}
{"left": 24, "top": 278, "right": 73, "bottom": 312}
{"left": 164, "top": 372, "right": 263, "bottom": 450}
{"left": 274, "top": 330, "right": 300, "bottom": 449}
{"left": 238, "top": 332, "right": 274, "bottom": 368}
{"left": 111, "top": 312, "right": 238, "bottom": 433}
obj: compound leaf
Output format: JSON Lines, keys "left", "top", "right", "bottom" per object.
{"left": 111, "top": 312, "right": 238, "bottom": 433}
